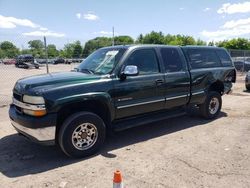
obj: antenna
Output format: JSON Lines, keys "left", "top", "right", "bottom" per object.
{"left": 112, "top": 26, "right": 115, "bottom": 46}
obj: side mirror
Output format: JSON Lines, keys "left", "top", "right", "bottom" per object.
{"left": 120, "top": 65, "right": 139, "bottom": 80}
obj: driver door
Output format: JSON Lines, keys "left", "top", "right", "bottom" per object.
{"left": 113, "top": 48, "right": 165, "bottom": 119}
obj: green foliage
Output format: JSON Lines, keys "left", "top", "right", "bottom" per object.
{"left": 135, "top": 32, "right": 204, "bottom": 46}
{"left": 0, "top": 41, "right": 19, "bottom": 58}
{"left": 216, "top": 38, "right": 250, "bottom": 50}
{"left": 62, "top": 43, "right": 74, "bottom": 58}
{"left": 21, "top": 49, "right": 32, "bottom": 55}
{"left": 27, "top": 40, "right": 45, "bottom": 58}
{"left": 60, "top": 41, "right": 83, "bottom": 58}
{"left": 1, "top": 33, "right": 250, "bottom": 59}
{"left": 47, "top": 44, "right": 58, "bottom": 58}
{"left": 114, "top": 36, "right": 134, "bottom": 45}
{"left": 208, "top": 41, "right": 215, "bottom": 46}
{"left": 142, "top": 31, "right": 165, "bottom": 44}
{"left": 82, "top": 37, "right": 112, "bottom": 57}
{"left": 136, "top": 34, "right": 144, "bottom": 44}
{"left": 0, "top": 49, "right": 4, "bottom": 58}
{"left": 196, "top": 38, "right": 207, "bottom": 46}
{"left": 72, "top": 41, "right": 83, "bottom": 58}
{"left": 28, "top": 40, "right": 44, "bottom": 49}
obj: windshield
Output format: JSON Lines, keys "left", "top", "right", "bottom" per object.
{"left": 77, "top": 48, "right": 126, "bottom": 75}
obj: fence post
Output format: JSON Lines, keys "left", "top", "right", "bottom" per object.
{"left": 243, "top": 50, "right": 246, "bottom": 73}
{"left": 44, "top": 36, "right": 49, "bottom": 74}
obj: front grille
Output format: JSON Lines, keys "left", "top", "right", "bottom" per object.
{"left": 13, "top": 92, "right": 23, "bottom": 114}
{"left": 13, "top": 92, "right": 22, "bottom": 101}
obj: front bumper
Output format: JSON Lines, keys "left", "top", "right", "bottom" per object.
{"left": 9, "top": 105, "right": 57, "bottom": 145}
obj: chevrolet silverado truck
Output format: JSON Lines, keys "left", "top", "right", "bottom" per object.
{"left": 9, "top": 45, "right": 236, "bottom": 157}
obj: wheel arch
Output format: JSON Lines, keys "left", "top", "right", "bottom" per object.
{"left": 208, "top": 80, "right": 224, "bottom": 95}
{"left": 55, "top": 96, "right": 113, "bottom": 140}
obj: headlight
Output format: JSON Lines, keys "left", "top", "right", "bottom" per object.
{"left": 22, "top": 95, "right": 46, "bottom": 116}
{"left": 23, "top": 95, "right": 45, "bottom": 104}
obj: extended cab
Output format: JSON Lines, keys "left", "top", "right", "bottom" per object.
{"left": 9, "top": 45, "right": 236, "bottom": 157}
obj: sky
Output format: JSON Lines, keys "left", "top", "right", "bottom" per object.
{"left": 0, "top": 0, "right": 250, "bottom": 49}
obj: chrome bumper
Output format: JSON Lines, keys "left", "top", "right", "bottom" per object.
{"left": 11, "top": 120, "right": 56, "bottom": 142}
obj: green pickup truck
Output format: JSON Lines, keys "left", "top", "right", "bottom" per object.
{"left": 9, "top": 45, "right": 236, "bottom": 157}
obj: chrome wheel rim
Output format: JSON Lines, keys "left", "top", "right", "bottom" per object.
{"left": 72, "top": 123, "right": 98, "bottom": 150}
{"left": 209, "top": 97, "right": 219, "bottom": 115}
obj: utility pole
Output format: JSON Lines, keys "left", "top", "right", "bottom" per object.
{"left": 112, "top": 26, "right": 115, "bottom": 46}
{"left": 44, "top": 36, "right": 49, "bottom": 74}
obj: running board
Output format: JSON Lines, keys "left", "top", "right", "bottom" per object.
{"left": 113, "top": 108, "right": 186, "bottom": 131}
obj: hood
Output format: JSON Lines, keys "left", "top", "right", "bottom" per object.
{"left": 14, "top": 72, "right": 104, "bottom": 95}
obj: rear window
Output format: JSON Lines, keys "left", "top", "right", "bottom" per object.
{"left": 186, "top": 49, "right": 221, "bottom": 69}
{"left": 160, "top": 48, "right": 183, "bottom": 72}
{"left": 216, "top": 49, "right": 233, "bottom": 67}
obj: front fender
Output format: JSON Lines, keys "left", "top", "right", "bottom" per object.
{"left": 49, "top": 92, "right": 115, "bottom": 120}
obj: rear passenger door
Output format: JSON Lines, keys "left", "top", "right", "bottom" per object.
{"left": 160, "top": 47, "right": 190, "bottom": 109}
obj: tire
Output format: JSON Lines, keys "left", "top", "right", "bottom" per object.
{"left": 246, "top": 84, "right": 250, "bottom": 91}
{"left": 199, "top": 91, "right": 222, "bottom": 119}
{"left": 58, "top": 112, "right": 106, "bottom": 158}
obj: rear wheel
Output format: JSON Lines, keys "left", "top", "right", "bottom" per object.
{"left": 199, "top": 91, "right": 222, "bottom": 119}
{"left": 58, "top": 112, "right": 106, "bottom": 158}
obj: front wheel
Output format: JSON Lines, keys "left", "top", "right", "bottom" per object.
{"left": 58, "top": 112, "right": 106, "bottom": 158}
{"left": 199, "top": 91, "right": 222, "bottom": 119}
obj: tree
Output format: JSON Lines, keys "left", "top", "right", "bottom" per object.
{"left": 82, "top": 37, "right": 112, "bottom": 57}
{"left": 216, "top": 38, "right": 250, "bottom": 50}
{"left": 28, "top": 40, "right": 44, "bottom": 49}
{"left": 63, "top": 43, "right": 75, "bottom": 58}
{"left": 72, "top": 41, "right": 83, "bottom": 58}
{"left": 47, "top": 44, "right": 58, "bottom": 58}
{"left": 114, "top": 36, "right": 134, "bottom": 45}
{"left": 0, "top": 41, "right": 19, "bottom": 58}
{"left": 208, "top": 41, "right": 215, "bottom": 46}
{"left": 21, "top": 49, "right": 32, "bottom": 55}
{"left": 196, "top": 38, "right": 207, "bottom": 46}
{"left": 142, "top": 31, "right": 165, "bottom": 44}
{"left": 136, "top": 34, "right": 144, "bottom": 44}
{"left": 0, "top": 49, "right": 4, "bottom": 58}
{"left": 28, "top": 40, "right": 44, "bottom": 58}
{"left": 164, "top": 34, "right": 176, "bottom": 44}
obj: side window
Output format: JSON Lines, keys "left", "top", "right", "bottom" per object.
{"left": 126, "top": 49, "right": 159, "bottom": 75}
{"left": 160, "top": 48, "right": 183, "bottom": 72}
{"left": 187, "top": 49, "right": 221, "bottom": 69}
{"left": 216, "top": 49, "right": 233, "bottom": 67}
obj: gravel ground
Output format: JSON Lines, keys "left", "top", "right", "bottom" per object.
{"left": 0, "top": 65, "right": 250, "bottom": 188}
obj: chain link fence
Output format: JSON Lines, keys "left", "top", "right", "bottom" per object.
{"left": 228, "top": 49, "right": 250, "bottom": 72}
{"left": 0, "top": 62, "right": 80, "bottom": 107}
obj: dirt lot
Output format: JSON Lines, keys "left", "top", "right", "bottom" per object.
{"left": 0, "top": 65, "right": 250, "bottom": 188}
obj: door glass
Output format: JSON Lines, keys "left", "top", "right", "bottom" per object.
{"left": 126, "top": 49, "right": 159, "bottom": 75}
{"left": 160, "top": 48, "right": 183, "bottom": 72}
{"left": 187, "top": 49, "right": 221, "bottom": 69}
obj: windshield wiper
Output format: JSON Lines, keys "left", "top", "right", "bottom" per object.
{"left": 79, "top": 68, "right": 95, "bottom": 74}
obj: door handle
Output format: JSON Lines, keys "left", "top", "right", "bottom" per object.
{"left": 155, "top": 79, "right": 164, "bottom": 85}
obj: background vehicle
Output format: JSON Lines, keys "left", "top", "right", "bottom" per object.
{"left": 9, "top": 45, "right": 236, "bottom": 158}
{"left": 3, "top": 59, "right": 16, "bottom": 65}
{"left": 233, "top": 57, "right": 250, "bottom": 71}
{"left": 53, "top": 58, "right": 65, "bottom": 64}
{"left": 246, "top": 71, "right": 250, "bottom": 91}
{"left": 15, "top": 54, "right": 39, "bottom": 69}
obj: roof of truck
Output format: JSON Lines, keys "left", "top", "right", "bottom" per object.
{"left": 101, "top": 44, "right": 225, "bottom": 50}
